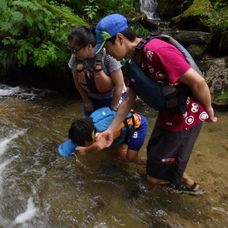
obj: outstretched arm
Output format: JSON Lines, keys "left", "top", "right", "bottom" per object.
{"left": 98, "top": 87, "right": 137, "bottom": 147}
{"left": 76, "top": 137, "right": 107, "bottom": 156}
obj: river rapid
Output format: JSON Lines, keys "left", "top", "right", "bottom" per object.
{"left": 0, "top": 83, "right": 227, "bottom": 228}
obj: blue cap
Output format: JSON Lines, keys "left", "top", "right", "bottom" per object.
{"left": 58, "top": 139, "right": 78, "bottom": 157}
{"left": 93, "top": 14, "right": 129, "bottom": 54}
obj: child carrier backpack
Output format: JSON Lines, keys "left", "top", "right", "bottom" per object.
{"left": 90, "top": 107, "right": 136, "bottom": 147}
{"left": 125, "top": 33, "right": 201, "bottom": 113}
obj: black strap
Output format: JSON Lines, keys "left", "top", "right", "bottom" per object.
{"left": 122, "top": 113, "right": 136, "bottom": 143}
{"left": 134, "top": 32, "right": 159, "bottom": 59}
{"left": 84, "top": 71, "right": 99, "bottom": 94}
{"left": 95, "top": 49, "right": 104, "bottom": 66}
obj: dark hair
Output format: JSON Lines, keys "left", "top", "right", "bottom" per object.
{"left": 68, "top": 26, "right": 96, "bottom": 47}
{"left": 68, "top": 117, "right": 94, "bottom": 146}
{"left": 107, "top": 28, "right": 137, "bottom": 43}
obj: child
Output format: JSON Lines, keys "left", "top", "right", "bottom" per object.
{"left": 58, "top": 107, "right": 148, "bottom": 165}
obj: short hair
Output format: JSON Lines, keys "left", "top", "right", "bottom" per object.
{"left": 107, "top": 27, "right": 137, "bottom": 43}
{"left": 68, "top": 117, "right": 94, "bottom": 146}
{"left": 68, "top": 26, "right": 97, "bottom": 47}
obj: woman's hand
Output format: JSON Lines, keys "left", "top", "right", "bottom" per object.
{"left": 84, "top": 100, "right": 93, "bottom": 113}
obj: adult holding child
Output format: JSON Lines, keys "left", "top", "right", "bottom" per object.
{"left": 92, "top": 14, "right": 217, "bottom": 195}
{"left": 68, "top": 26, "right": 126, "bottom": 116}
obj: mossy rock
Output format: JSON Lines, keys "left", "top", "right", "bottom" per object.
{"left": 213, "top": 90, "right": 228, "bottom": 106}
{"left": 171, "top": 0, "right": 214, "bottom": 31}
{"left": 187, "top": 44, "right": 208, "bottom": 59}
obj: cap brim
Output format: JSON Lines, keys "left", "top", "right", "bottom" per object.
{"left": 58, "top": 139, "right": 78, "bottom": 157}
{"left": 92, "top": 41, "right": 105, "bottom": 54}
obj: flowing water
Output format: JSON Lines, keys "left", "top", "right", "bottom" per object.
{"left": 140, "top": 0, "right": 160, "bottom": 20}
{"left": 0, "top": 83, "right": 227, "bottom": 228}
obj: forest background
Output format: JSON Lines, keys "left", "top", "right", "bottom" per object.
{"left": 0, "top": 0, "right": 227, "bottom": 91}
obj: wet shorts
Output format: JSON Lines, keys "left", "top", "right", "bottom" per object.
{"left": 83, "top": 93, "right": 126, "bottom": 116}
{"left": 128, "top": 114, "right": 148, "bottom": 151}
{"left": 146, "top": 121, "right": 202, "bottom": 185}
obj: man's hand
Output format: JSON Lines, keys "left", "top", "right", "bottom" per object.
{"left": 205, "top": 107, "right": 218, "bottom": 123}
{"left": 97, "top": 129, "right": 114, "bottom": 147}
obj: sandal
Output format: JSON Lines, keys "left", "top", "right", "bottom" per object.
{"left": 165, "top": 182, "right": 204, "bottom": 196}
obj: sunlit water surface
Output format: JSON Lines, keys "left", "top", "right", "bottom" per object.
{"left": 0, "top": 83, "right": 227, "bottom": 228}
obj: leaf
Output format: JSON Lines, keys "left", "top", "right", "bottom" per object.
{"left": 25, "top": 14, "right": 34, "bottom": 26}
{"left": 0, "top": 0, "right": 7, "bottom": 11}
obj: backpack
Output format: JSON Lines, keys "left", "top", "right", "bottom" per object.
{"left": 125, "top": 33, "right": 201, "bottom": 113}
{"left": 90, "top": 107, "right": 136, "bottom": 147}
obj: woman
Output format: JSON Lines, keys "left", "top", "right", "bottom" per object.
{"left": 68, "top": 26, "right": 126, "bottom": 116}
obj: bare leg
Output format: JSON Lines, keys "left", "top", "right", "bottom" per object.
{"left": 182, "top": 172, "right": 199, "bottom": 190}
{"left": 147, "top": 175, "right": 162, "bottom": 184}
{"left": 126, "top": 149, "right": 146, "bottom": 165}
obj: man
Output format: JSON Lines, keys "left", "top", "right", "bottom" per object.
{"left": 93, "top": 14, "right": 217, "bottom": 195}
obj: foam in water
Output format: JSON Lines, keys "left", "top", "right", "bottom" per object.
{"left": 0, "top": 86, "right": 20, "bottom": 96}
{"left": 13, "top": 197, "right": 38, "bottom": 225}
{"left": 0, "top": 157, "right": 17, "bottom": 193}
{"left": 0, "top": 83, "right": 48, "bottom": 100}
{"left": 0, "top": 130, "right": 26, "bottom": 156}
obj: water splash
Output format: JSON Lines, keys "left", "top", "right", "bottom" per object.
{"left": 13, "top": 197, "right": 38, "bottom": 225}
{"left": 0, "top": 83, "right": 49, "bottom": 100}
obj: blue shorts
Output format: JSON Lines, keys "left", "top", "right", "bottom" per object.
{"left": 83, "top": 93, "right": 126, "bottom": 116}
{"left": 128, "top": 114, "right": 148, "bottom": 151}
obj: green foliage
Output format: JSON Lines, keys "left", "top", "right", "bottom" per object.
{"left": 132, "top": 22, "right": 150, "bottom": 37}
{"left": 207, "top": 1, "right": 228, "bottom": 33}
{"left": 0, "top": 0, "right": 88, "bottom": 74}
{"left": 214, "top": 90, "right": 228, "bottom": 105}
{"left": 46, "top": 0, "right": 137, "bottom": 26}
{"left": 83, "top": 0, "right": 99, "bottom": 22}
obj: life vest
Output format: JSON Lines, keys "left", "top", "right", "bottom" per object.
{"left": 76, "top": 50, "right": 114, "bottom": 94}
{"left": 90, "top": 107, "right": 141, "bottom": 147}
{"left": 125, "top": 34, "right": 201, "bottom": 113}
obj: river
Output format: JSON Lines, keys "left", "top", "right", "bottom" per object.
{"left": 0, "top": 83, "right": 227, "bottom": 228}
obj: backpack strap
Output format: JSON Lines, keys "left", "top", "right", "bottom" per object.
{"left": 95, "top": 49, "right": 104, "bottom": 67}
{"left": 134, "top": 32, "right": 159, "bottom": 59}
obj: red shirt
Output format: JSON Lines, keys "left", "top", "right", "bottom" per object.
{"left": 140, "top": 39, "right": 208, "bottom": 131}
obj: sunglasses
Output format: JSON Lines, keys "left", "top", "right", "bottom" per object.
{"left": 67, "top": 45, "right": 85, "bottom": 54}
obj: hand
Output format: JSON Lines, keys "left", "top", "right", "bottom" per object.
{"left": 97, "top": 130, "right": 114, "bottom": 147}
{"left": 84, "top": 100, "right": 93, "bottom": 113}
{"left": 75, "top": 146, "right": 87, "bottom": 155}
{"left": 205, "top": 107, "right": 218, "bottom": 123}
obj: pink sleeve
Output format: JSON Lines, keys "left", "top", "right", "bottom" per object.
{"left": 146, "top": 40, "right": 191, "bottom": 83}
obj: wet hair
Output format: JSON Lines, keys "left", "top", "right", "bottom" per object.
{"left": 68, "top": 26, "right": 97, "bottom": 47}
{"left": 107, "top": 28, "right": 137, "bottom": 43}
{"left": 68, "top": 117, "right": 94, "bottom": 146}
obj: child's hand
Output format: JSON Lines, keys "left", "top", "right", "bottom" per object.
{"left": 75, "top": 146, "right": 87, "bottom": 155}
